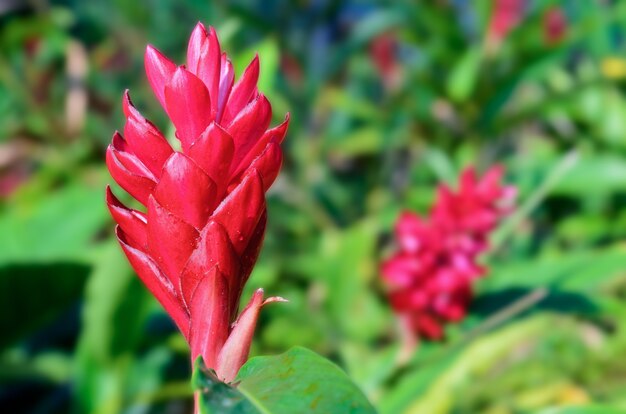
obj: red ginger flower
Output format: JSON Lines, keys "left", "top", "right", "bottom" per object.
{"left": 105, "top": 22, "right": 289, "bottom": 382}
{"left": 381, "top": 166, "right": 515, "bottom": 340}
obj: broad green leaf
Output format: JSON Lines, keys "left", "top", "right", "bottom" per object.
{"left": 194, "top": 348, "right": 376, "bottom": 413}
{"left": 234, "top": 347, "right": 376, "bottom": 414}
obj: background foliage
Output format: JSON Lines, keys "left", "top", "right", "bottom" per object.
{"left": 2, "top": 0, "right": 626, "bottom": 413}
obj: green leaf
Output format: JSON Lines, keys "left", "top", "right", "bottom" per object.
{"left": 551, "top": 154, "right": 626, "bottom": 197}
{"left": 377, "top": 353, "right": 458, "bottom": 414}
{"left": 482, "top": 246, "right": 626, "bottom": 295}
{"left": 381, "top": 316, "right": 551, "bottom": 414}
{"left": 0, "top": 180, "right": 108, "bottom": 264}
{"left": 236, "top": 347, "right": 376, "bottom": 413}
{"left": 195, "top": 347, "right": 376, "bottom": 414}
{"left": 325, "top": 127, "right": 384, "bottom": 157}
{"left": 316, "top": 222, "right": 388, "bottom": 342}
{"left": 74, "top": 241, "right": 153, "bottom": 414}
{"left": 535, "top": 406, "right": 626, "bottom": 414}
{"left": 446, "top": 47, "right": 482, "bottom": 103}
{"left": 491, "top": 150, "right": 579, "bottom": 249}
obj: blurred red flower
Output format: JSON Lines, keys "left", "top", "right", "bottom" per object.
{"left": 105, "top": 22, "right": 289, "bottom": 382}
{"left": 381, "top": 166, "right": 515, "bottom": 340}
{"left": 486, "top": 0, "right": 526, "bottom": 50}
{"left": 543, "top": 6, "right": 567, "bottom": 45}
{"left": 369, "top": 32, "right": 403, "bottom": 92}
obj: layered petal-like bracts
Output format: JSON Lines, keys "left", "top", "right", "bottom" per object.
{"left": 106, "top": 23, "right": 288, "bottom": 382}
{"left": 381, "top": 166, "right": 515, "bottom": 340}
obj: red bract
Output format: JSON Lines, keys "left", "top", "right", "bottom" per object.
{"left": 381, "top": 166, "right": 515, "bottom": 340}
{"left": 105, "top": 22, "right": 289, "bottom": 382}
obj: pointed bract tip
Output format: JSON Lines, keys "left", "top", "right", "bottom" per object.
{"left": 145, "top": 44, "right": 158, "bottom": 57}
{"left": 193, "top": 21, "right": 209, "bottom": 36}
{"left": 145, "top": 45, "right": 175, "bottom": 72}
{"left": 273, "top": 113, "right": 290, "bottom": 141}
{"left": 122, "top": 90, "right": 135, "bottom": 117}
{"left": 188, "top": 23, "right": 209, "bottom": 63}
{"left": 105, "top": 185, "right": 115, "bottom": 203}
{"left": 263, "top": 296, "right": 288, "bottom": 305}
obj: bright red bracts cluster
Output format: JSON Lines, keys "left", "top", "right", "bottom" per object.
{"left": 106, "top": 23, "right": 288, "bottom": 382}
{"left": 381, "top": 167, "right": 515, "bottom": 339}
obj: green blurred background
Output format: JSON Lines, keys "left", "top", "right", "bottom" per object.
{"left": 2, "top": 0, "right": 626, "bottom": 413}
